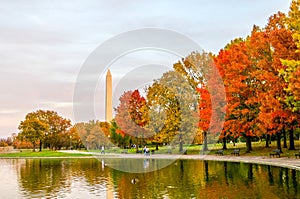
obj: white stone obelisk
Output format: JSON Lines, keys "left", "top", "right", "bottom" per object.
{"left": 105, "top": 69, "right": 113, "bottom": 122}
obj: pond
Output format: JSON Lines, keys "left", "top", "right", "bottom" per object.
{"left": 0, "top": 158, "right": 299, "bottom": 199}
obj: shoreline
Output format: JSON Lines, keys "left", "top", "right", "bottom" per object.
{"left": 1, "top": 151, "right": 300, "bottom": 171}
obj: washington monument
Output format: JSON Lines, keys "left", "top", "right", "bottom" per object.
{"left": 105, "top": 69, "right": 113, "bottom": 122}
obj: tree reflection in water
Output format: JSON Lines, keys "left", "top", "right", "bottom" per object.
{"left": 0, "top": 158, "right": 299, "bottom": 199}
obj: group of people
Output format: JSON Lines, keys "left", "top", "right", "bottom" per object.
{"left": 143, "top": 146, "right": 150, "bottom": 156}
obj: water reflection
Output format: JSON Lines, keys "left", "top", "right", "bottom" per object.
{"left": 101, "top": 157, "right": 175, "bottom": 173}
{"left": 0, "top": 158, "right": 299, "bottom": 199}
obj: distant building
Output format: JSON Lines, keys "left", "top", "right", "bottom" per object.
{"left": 105, "top": 69, "right": 113, "bottom": 122}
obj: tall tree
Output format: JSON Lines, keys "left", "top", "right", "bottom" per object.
{"left": 173, "top": 51, "right": 213, "bottom": 89}
{"left": 74, "top": 120, "right": 111, "bottom": 150}
{"left": 197, "top": 85, "right": 211, "bottom": 151}
{"left": 66, "top": 126, "right": 84, "bottom": 150}
{"left": 215, "top": 38, "right": 260, "bottom": 152}
{"left": 18, "top": 118, "right": 49, "bottom": 151}
{"left": 281, "top": 0, "right": 300, "bottom": 114}
{"left": 146, "top": 70, "right": 198, "bottom": 152}
{"left": 262, "top": 11, "right": 300, "bottom": 150}
{"left": 115, "top": 90, "right": 149, "bottom": 151}
{"left": 73, "top": 122, "right": 88, "bottom": 149}
{"left": 19, "top": 110, "right": 72, "bottom": 150}
{"left": 173, "top": 51, "right": 226, "bottom": 152}
{"left": 109, "top": 120, "right": 131, "bottom": 149}
{"left": 215, "top": 10, "right": 300, "bottom": 152}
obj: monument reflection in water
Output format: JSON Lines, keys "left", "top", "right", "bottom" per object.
{"left": 0, "top": 158, "right": 299, "bottom": 199}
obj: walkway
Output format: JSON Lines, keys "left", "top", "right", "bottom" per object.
{"left": 60, "top": 150, "right": 300, "bottom": 170}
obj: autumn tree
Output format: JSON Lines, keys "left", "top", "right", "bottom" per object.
{"left": 35, "top": 110, "right": 71, "bottom": 150}
{"left": 258, "top": 11, "right": 300, "bottom": 151}
{"left": 18, "top": 110, "right": 71, "bottom": 151}
{"left": 66, "top": 126, "right": 84, "bottom": 150}
{"left": 173, "top": 51, "right": 213, "bottom": 89}
{"left": 197, "top": 81, "right": 226, "bottom": 151}
{"left": 115, "top": 90, "right": 149, "bottom": 152}
{"left": 74, "top": 120, "right": 111, "bottom": 150}
{"left": 109, "top": 120, "right": 131, "bottom": 149}
{"left": 172, "top": 51, "right": 226, "bottom": 152}
{"left": 279, "top": 0, "right": 300, "bottom": 150}
{"left": 147, "top": 79, "right": 181, "bottom": 148}
{"left": 146, "top": 70, "right": 198, "bottom": 152}
{"left": 281, "top": 0, "right": 300, "bottom": 113}
{"left": 214, "top": 23, "right": 253, "bottom": 152}
{"left": 197, "top": 85, "right": 211, "bottom": 151}
{"left": 73, "top": 122, "right": 87, "bottom": 149}
{"left": 214, "top": 8, "right": 300, "bottom": 152}
{"left": 18, "top": 117, "right": 49, "bottom": 151}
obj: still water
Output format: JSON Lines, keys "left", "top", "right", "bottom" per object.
{"left": 0, "top": 158, "right": 299, "bottom": 199}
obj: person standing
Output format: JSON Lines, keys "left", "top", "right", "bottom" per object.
{"left": 101, "top": 146, "right": 105, "bottom": 154}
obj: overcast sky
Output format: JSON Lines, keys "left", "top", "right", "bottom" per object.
{"left": 0, "top": 0, "right": 291, "bottom": 138}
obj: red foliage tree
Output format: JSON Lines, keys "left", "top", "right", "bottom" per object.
{"left": 215, "top": 38, "right": 260, "bottom": 152}
{"left": 115, "top": 90, "right": 149, "bottom": 151}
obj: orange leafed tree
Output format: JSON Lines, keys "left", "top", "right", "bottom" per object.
{"left": 197, "top": 62, "right": 226, "bottom": 151}
{"left": 197, "top": 85, "right": 211, "bottom": 151}
{"left": 214, "top": 11, "right": 300, "bottom": 152}
{"left": 214, "top": 38, "right": 260, "bottom": 152}
{"left": 258, "top": 12, "right": 300, "bottom": 150}
{"left": 115, "top": 90, "right": 149, "bottom": 151}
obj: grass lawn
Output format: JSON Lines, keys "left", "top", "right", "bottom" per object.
{"left": 1, "top": 140, "right": 300, "bottom": 158}
{"left": 86, "top": 140, "right": 300, "bottom": 158}
{"left": 112, "top": 140, "right": 300, "bottom": 157}
{"left": 183, "top": 140, "right": 300, "bottom": 158}
{"left": 0, "top": 149, "right": 92, "bottom": 157}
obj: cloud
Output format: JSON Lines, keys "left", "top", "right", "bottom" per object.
{"left": 40, "top": 101, "right": 73, "bottom": 108}
{"left": 0, "top": 0, "right": 292, "bottom": 137}
{"left": 0, "top": 110, "right": 20, "bottom": 114}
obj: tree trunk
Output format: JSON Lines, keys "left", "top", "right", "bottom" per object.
{"left": 204, "top": 161, "right": 209, "bottom": 182}
{"left": 248, "top": 164, "right": 253, "bottom": 180}
{"left": 39, "top": 140, "right": 42, "bottom": 152}
{"left": 222, "top": 137, "right": 227, "bottom": 150}
{"left": 246, "top": 136, "right": 252, "bottom": 153}
{"left": 179, "top": 140, "right": 184, "bottom": 152}
{"left": 203, "top": 132, "right": 208, "bottom": 151}
{"left": 136, "top": 144, "right": 139, "bottom": 153}
{"left": 178, "top": 134, "right": 184, "bottom": 152}
{"left": 156, "top": 143, "right": 159, "bottom": 150}
{"left": 276, "top": 132, "right": 282, "bottom": 152}
{"left": 283, "top": 129, "right": 287, "bottom": 148}
{"left": 289, "top": 129, "right": 295, "bottom": 150}
{"left": 265, "top": 134, "right": 270, "bottom": 148}
{"left": 33, "top": 143, "right": 36, "bottom": 152}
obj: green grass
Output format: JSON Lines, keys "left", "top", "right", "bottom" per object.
{"left": 118, "top": 141, "right": 300, "bottom": 157}
{"left": 183, "top": 141, "right": 300, "bottom": 157}
{"left": 1, "top": 140, "right": 300, "bottom": 158}
{"left": 0, "top": 149, "right": 91, "bottom": 157}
